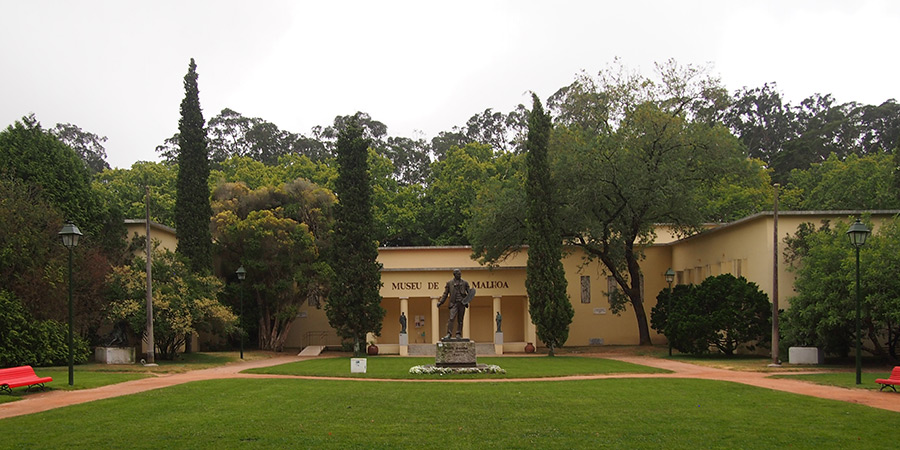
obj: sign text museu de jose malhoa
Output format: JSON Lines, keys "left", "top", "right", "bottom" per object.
{"left": 390, "top": 280, "right": 510, "bottom": 291}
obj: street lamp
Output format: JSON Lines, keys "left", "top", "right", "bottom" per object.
{"left": 846, "top": 219, "right": 870, "bottom": 385}
{"left": 58, "top": 222, "right": 82, "bottom": 386}
{"left": 236, "top": 265, "right": 246, "bottom": 360}
{"left": 664, "top": 268, "right": 675, "bottom": 356}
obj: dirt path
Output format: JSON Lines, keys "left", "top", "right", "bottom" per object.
{"left": 2, "top": 355, "right": 897, "bottom": 420}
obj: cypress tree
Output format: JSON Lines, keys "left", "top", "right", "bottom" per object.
{"left": 524, "top": 94, "right": 573, "bottom": 356}
{"left": 174, "top": 58, "right": 212, "bottom": 273}
{"left": 325, "top": 115, "right": 385, "bottom": 356}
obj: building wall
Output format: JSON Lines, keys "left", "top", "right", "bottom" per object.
{"left": 124, "top": 219, "right": 178, "bottom": 253}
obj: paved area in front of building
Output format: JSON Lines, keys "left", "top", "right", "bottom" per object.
{"left": 2, "top": 354, "right": 898, "bottom": 420}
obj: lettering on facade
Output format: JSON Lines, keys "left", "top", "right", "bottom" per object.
{"left": 471, "top": 280, "right": 509, "bottom": 289}
{"left": 392, "top": 281, "right": 422, "bottom": 290}
{"left": 390, "top": 280, "right": 510, "bottom": 292}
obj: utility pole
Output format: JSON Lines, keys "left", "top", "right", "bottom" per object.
{"left": 145, "top": 186, "right": 156, "bottom": 365}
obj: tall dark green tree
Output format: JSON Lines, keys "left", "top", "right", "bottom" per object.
{"left": 324, "top": 115, "right": 385, "bottom": 356}
{"left": 174, "top": 58, "right": 213, "bottom": 273}
{"left": 524, "top": 94, "right": 573, "bottom": 356}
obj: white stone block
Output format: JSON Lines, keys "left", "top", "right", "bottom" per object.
{"left": 95, "top": 347, "right": 135, "bottom": 364}
{"left": 350, "top": 357, "right": 367, "bottom": 373}
{"left": 788, "top": 347, "right": 824, "bottom": 365}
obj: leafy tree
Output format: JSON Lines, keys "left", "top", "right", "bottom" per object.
{"left": 106, "top": 248, "right": 234, "bottom": 359}
{"left": 524, "top": 94, "right": 573, "bottom": 356}
{"left": 93, "top": 161, "right": 178, "bottom": 227}
{"left": 50, "top": 123, "right": 111, "bottom": 175}
{"left": 430, "top": 128, "right": 469, "bottom": 161}
{"left": 723, "top": 82, "right": 798, "bottom": 166}
{"left": 174, "top": 58, "right": 213, "bottom": 273}
{"left": 651, "top": 274, "right": 770, "bottom": 356}
{"left": 781, "top": 153, "right": 900, "bottom": 211}
{"left": 423, "top": 142, "right": 496, "bottom": 245}
{"left": 550, "top": 61, "right": 745, "bottom": 345}
{"left": 383, "top": 135, "right": 432, "bottom": 186}
{"left": 0, "top": 115, "right": 104, "bottom": 234}
{"left": 698, "top": 158, "right": 774, "bottom": 222}
{"left": 325, "top": 116, "right": 384, "bottom": 356}
{"left": 212, "top": 178, "right": 335, "bottom": 351}
{"left": 783, "top": 218, "right": 900, "bottom": 362}
{"left": 313, "top": 112, "right": 388, "bottom": 159}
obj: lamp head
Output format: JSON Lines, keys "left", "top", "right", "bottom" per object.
{"left": 58, "top": 222, "right": 83, "bottom": 249}
{"left": 664, "top": 268, "right": 675, "bottom": 284}
{"left": 236, "top": 265, "right": 246, "bottom": 281}
{"left": 846, "top": 219, "right": 870, "bottom": 248}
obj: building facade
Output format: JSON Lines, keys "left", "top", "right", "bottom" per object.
{"left": 283, "top": 211, "right": 897, "bottom": 354}
{"left": 127, "top": 211, "right": 897, "bottom": 354}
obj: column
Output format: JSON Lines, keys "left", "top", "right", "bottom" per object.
{"left": 399, "top": 297, "right": 409, "bottom": 356}
{"left": 493, "top": 296, "right": 503, "bottom": 355}
{"left": 430, "top": 297, "right": 440, "bottom": 343}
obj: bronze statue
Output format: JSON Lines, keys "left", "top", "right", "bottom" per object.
{"left": 437, "top": 269, "right": 473, "bottom": 339}
{"left": 399, "top": 312, "right": 407, "bottom": 334}
{"left": 496, "top": 312, "right": 502, "bottom": 333}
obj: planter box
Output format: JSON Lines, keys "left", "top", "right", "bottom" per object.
{"left": 788, "top": 347, "right": 824, "bottom": 365}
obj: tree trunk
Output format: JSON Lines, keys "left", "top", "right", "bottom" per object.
{"left": 629, "top": 295, "right": 653, "bottom": 345}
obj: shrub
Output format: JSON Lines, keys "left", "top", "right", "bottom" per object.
{"left": 651, "top": 274, "right": 770, "bottom": 356}
{"left": 0, "top": 290, "right": 90, "bottom": 366}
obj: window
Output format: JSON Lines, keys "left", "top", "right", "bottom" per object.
{"left": 580, "top": 276, "right": 591, "bottom": 303}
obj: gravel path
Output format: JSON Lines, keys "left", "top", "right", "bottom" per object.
{"left": 2, "top": 354, "right": 897, "bottom": 420}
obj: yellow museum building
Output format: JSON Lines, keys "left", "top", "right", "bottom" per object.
{"left": 129, "top": 211, "right": 897, "bottom": 355}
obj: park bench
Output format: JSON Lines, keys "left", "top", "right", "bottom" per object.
{"left": 875, "top": 366, "right": 900, "bottom": 392}
{"left": 0, "top": 365, "right": 53, "bottom": 394}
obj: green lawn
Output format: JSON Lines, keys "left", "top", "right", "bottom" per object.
{"left": 773, "top": 370, "right": 896, "bottom": 390}
{"left": 246, "top": 356, "right": 668, "bottom": 379}
{"left": 2, "top": 377, "right": 898, "bottom": 449}
{"left": 0, "top": 351, "right": 267, "bottom": 404}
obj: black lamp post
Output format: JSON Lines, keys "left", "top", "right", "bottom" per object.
{"left": 236, "top": 265, "right": 246, "bottom": 360}
{"left": 664, "top": 268, "right": 675, "bottom": 356}
{"left": 58, "top": 222, "right": 82, "bottom": 386}
{"left": 846, "top": 219, "right": 870, "bottom": 385}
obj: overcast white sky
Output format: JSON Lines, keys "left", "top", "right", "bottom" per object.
{"left": 2, "top": 0, "right": 898, "bottom": 169}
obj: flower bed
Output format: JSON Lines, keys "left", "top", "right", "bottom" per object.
{"left": 409, "top": 364, "right": 506, "bottom": 375}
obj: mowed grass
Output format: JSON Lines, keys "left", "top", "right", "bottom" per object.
{"left": 3, "top": 377, "right": 898, "bottom": 449}
{"left": 773, "top": 370, "right": 897, "bottom": 390}
{"left": 1, "top": 352, "right": 270, "bottom": 404}
{"left": 245, "top": 356, "right": 668, "bottom": 379}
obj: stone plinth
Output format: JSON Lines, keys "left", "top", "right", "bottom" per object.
{"left": 95, "top": 346, "right": 135, "bottom": 364}
{"left": 789, "top": 347, "right": 824, "bottom": 365}
{"left": 435, "top": 339, "right": 476, "bottom": 367}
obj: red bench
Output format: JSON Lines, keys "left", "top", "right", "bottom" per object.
{"left": 0, "top": 365, "right": 53, "bottom": 394}
{"left": 875, "top": 366, "right": 900, "bottom": 392}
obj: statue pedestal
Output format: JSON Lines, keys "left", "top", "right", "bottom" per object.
{"left": 399, "top": 333, "right": 409, "bottom": 356}
{"left": 95, "top": 346, "right": 135, "bottom": 364}
{"left": 435, "top": 339, "right": 476, "bottom": 367}
{"left": 494, "top": 332, "right": 503, "bottom": 355}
